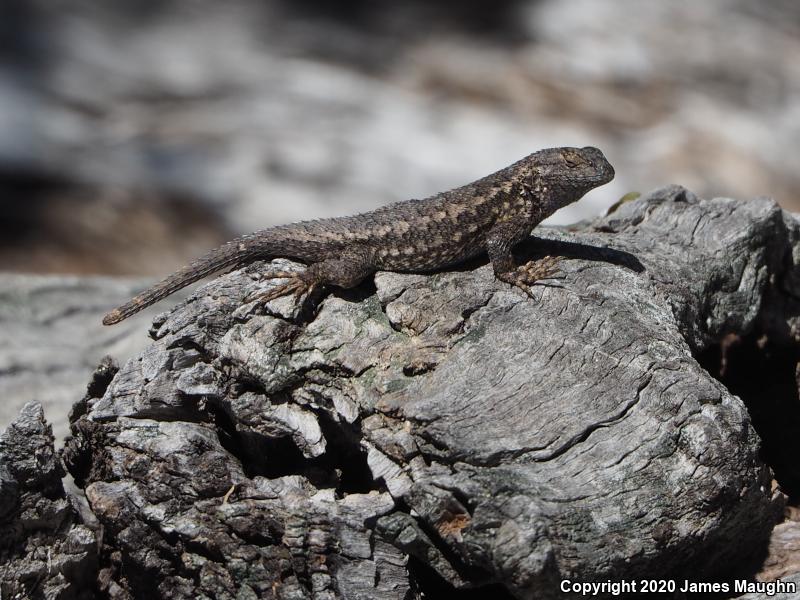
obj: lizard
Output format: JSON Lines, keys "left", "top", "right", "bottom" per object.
{"left": 102, "top": 146, "right": 614, "bottom": 325}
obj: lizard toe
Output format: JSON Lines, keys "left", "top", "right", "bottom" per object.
{"left": 517, "top": 256, "right": 564, "bottom": 285}
{"left": 249, "top": 271, "right": 310, "bottom": 305}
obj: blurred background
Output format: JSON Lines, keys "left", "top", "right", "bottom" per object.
{"left": 1, "top": 0, "right": 800, "bottom": 439}
{"left": 3, "top": 5, "right": 800, "bottom": 579}
{"left": 1, "top": 0, "right": 799, "bottom": 278}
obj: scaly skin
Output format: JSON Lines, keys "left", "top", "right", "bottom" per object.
{"left": 103, "top": 146, "right": 614, "bottom": 325}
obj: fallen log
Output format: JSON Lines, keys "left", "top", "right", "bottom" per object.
{"left": 5, "top": 185, "right": 800, "bottom": 598}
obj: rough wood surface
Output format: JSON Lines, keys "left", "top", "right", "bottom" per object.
{"left": 0, "top": 403, "right": 98, "bottom": 599}
{"left": 5, "top": 186, "right": 800, "bottom": 598}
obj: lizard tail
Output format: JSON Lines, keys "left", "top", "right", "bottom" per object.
{"left": 102, "top": 237, "right": 265, "bottom": 325}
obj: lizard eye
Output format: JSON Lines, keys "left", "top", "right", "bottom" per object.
{"left": 563, "top": 151, "right": 588, "bottom": 168}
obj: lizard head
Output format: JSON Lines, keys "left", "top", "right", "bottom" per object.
{"left": 527, "top": 146, "right": 615, "bottom": 213}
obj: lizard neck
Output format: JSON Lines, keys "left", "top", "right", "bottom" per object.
{"left": 485, "top": 178, "right": 544, "bottom": 228}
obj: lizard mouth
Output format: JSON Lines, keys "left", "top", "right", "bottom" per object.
{"left": 599, "top": 161, "right": 615, "bottom": 184}
{"left": 580, "top": 146, "right": 615, "bottom": 185}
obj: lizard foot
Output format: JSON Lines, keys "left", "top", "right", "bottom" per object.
{"left": 249, "top": 270, "right": 317, "bottom": 305}
{"left": 500, "top": 256, "right": 565, "bottom": 296}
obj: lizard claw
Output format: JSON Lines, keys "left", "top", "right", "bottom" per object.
{"left": 502, "top": 256, "right": 565, "bottom": 297}
{"left": 518, "top": 255, "right": 563, "bottom": 282}
{"left": 248, "top": 270, "right": 315, "bottom": 305}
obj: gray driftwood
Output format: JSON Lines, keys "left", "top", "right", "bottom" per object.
{"left": 0, "top": 403, "right": 98, "bottom": 599}
{"left": 5, "top": 186, "right": 800, "bottom": 598}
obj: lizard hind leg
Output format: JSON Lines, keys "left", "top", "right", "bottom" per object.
{"left": 249, "top": 254, "right": 375, "bottom": 307}
{"left": 249, "top": 270, "right": 315, "bottom": 305}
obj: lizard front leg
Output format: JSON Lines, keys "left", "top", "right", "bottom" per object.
{"left": 486, "top": 220, "right": 562, "bottom": 296}
{"left": 251, "top": 250, "right": 376, "bottom": 304}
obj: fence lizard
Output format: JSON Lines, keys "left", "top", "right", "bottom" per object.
{"left": 103, "top": 146, "right": 614, "bottom": 325}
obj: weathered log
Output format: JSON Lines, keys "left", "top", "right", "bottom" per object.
{"left": 6, "top": 185, "right": 800, "bottom": 598}
{"left": 0, "top": 403, "right": 98, "bottom": 599}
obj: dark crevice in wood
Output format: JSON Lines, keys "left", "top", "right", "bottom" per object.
{"left": 315, "top": 411, "right": 376, "bottom": 495}
{"left": 696, "top": 332, "right": 800, "bottom": 502}
{"left": 209, "top": 397, "right": 378, "bottom": 495}
{"left": 407, "top": 556, "right": 514, "bottom": 600}
{"left": 390, "top": 497, "right": 494, "bottom": 588}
